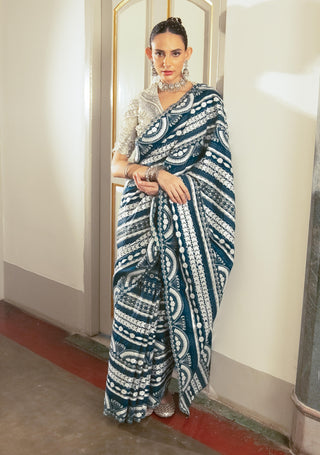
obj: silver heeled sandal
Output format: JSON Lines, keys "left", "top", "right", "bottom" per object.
{"left": 153, "top": 392, "right": 175, "bottom": 418}
{"left": 145, "top": 407, "right": 153, "bottom": 417}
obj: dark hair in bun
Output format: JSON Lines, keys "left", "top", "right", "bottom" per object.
{"left": 149, "top": 17, "right": 188, "bottom": 49}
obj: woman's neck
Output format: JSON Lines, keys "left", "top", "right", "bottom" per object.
{"left": 157, "top": 81, "right": 193, "bottom": 111}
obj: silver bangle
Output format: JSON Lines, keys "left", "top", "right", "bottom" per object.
{"left": 146, "top": 165, "right": 163, "bottom": 182}
{"left": 145, "top": 166, "right": 152, "bottom": 182}
{"left": 124, "top": 164, "right": 132, "bottom": 179}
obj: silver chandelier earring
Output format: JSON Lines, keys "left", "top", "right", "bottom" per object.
{"left": 183, "top": 61, "right": 189, "bottom": 79}
{"left": 151, "top": 61, "right": 158, "bottom": 77}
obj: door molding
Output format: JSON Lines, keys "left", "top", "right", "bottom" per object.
{"left": 83, "top": 0, "right": 102, "bottom": 336}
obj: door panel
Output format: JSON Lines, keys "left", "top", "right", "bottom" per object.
{"left": 114, "top": 0, "right": 147, "bottom": 143}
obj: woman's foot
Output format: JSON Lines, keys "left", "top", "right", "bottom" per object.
{"left": 154, "top": 391, "right": 175, "bottom": 418}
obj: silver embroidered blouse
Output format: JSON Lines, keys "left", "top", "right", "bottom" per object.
{"left": 113, "top": 83, "right": 163, "bottom": 157}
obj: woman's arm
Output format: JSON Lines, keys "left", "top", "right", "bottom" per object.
{"left": 112, "top": 151, "right": 159, "bottom": 197}
{"left": 111, "top": 151, "right": 143, "bottom": 179}
{"left": 112, "top": 152, "right": 190, "bottom": 202}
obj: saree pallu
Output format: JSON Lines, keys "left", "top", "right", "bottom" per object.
{"left": 104, "top": 84, "right": 235, "bottom": 423}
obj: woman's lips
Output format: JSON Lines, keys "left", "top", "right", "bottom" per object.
{"left": 163, "top": 71, "right": 173, "bottom": 76}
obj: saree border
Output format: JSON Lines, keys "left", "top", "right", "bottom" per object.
{"left": 111, "top": 182, "right": 124, "bottom": 317}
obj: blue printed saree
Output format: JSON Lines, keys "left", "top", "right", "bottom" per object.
{"left": 104, "top": 83, "right": 235, "bottom": 423}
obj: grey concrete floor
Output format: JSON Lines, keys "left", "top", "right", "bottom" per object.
{"left": 0, "top": 335, "right": 219, "bottom": 455}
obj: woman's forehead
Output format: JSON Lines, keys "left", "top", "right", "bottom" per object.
{"left": 151, "top": 32, "right": 185, "bottom": 49}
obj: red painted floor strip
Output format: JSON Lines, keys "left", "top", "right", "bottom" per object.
{"left": 0, "top": 301, "right": 107, "bottom": 389}
{"left": 154, "top": 410, "right": 288, "bottom": 455}
{"left": 0, "top": 301, "right": 290, "bottom": 455}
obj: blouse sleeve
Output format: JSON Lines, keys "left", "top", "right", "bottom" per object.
{"left": 113, "top": 97, "right": 139, "bottom": 156}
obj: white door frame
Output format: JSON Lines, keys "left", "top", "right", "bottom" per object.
{"left": 83, "top": 0, "right": 105, "bottom": 336}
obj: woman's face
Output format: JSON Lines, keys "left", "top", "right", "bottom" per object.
{"left": 146, "top": 32, "right": 192, "bottom": 85}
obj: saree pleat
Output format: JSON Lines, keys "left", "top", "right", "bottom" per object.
{"left": 104, "top": 84, "right": 235, "bottom": 423}
{"left": 104, "top": 267, "right": 166, "bottom": 423}
{"left": 148, "top": 301, "right": 175, "bottom": 407}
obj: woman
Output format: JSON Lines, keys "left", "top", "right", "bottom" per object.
{"left": 104, "top": 17, "right": 235, "bottom": 424}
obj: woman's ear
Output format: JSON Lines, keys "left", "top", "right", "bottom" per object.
{"left": 145, "top": 47, "right": 152, "bottom": 60}
{"left": 186, "top": 47, "right": 193, "bottom": 60}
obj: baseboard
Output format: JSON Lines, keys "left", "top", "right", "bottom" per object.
{"left": 209, "top": 351, "right": 295, "bottom": 437}
{"left": 4, "top": 262, "right": 84, "bottom": 332}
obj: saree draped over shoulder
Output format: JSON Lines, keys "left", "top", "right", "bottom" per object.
{"left": 104, "top": 83, "right": 235, "bottom": 423}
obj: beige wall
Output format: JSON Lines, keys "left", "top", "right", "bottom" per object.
{"left": 0, "top": 1, "right": 4, "bottom": 299}
{"left": 0, "top": 155, "right": 3, "bottom": 300}
{"left": 207, "top": 0, "right": 320, "bottom": 431}
{"left": 216, "top": 0, "right": 319, "bottom": 384}
{"left": 0, "top": 0, "right": 86, "bottom": 329}
{"left": 0, "top": 0, "right": 86, "bottom": 291}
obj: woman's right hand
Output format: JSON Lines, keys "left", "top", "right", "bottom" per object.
{"left": 130, "top": 164, "right": 159, "bottom": 197}
{"left": 134, "top": 173, "right": 159, "bottom": 197}
{"left": 157, "top": 170, "right": 191, "bottom": 205}
{"left": 131, "top": 165, "right": 148, "bottom": 181}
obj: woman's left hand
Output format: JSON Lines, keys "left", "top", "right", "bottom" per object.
{"left": 157, "top": 170, "right": 191, "bottom": 204}
{"left": 134, "top": 174, "right": 159, "bottom": 197}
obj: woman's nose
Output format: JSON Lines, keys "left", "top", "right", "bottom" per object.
{"left": 163, "top": 54, "right": 170, "bottom": 67}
